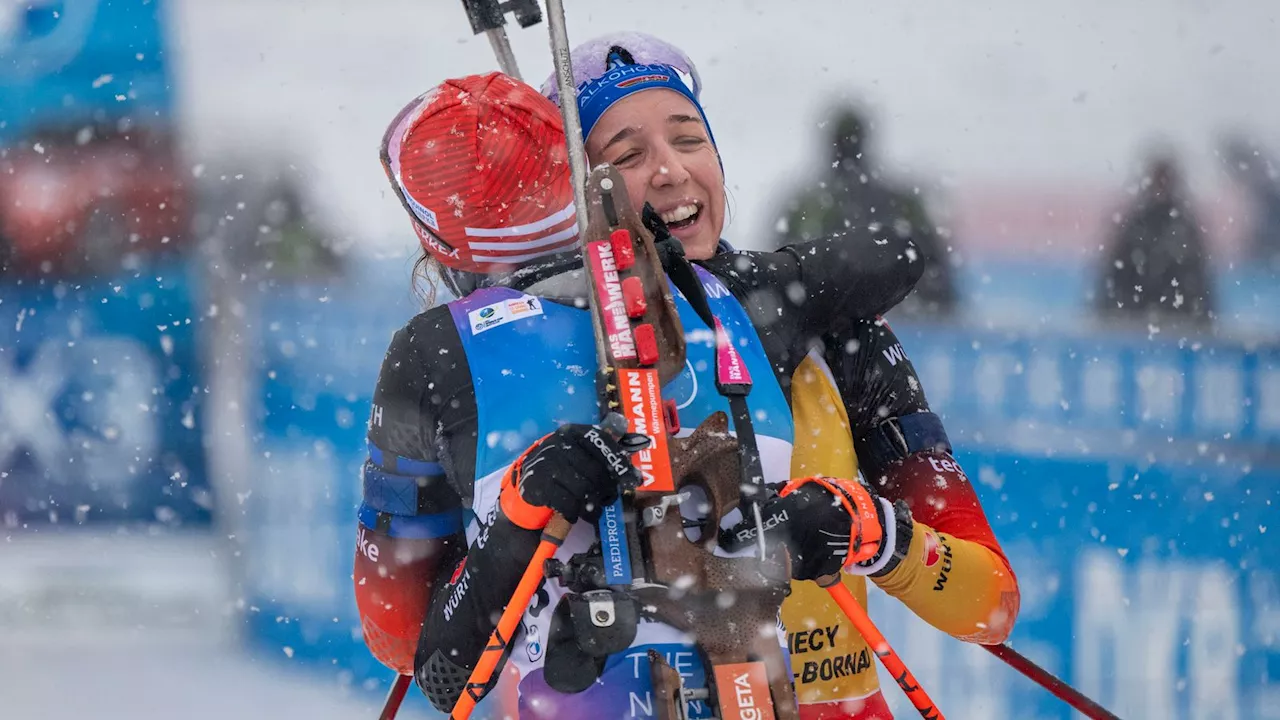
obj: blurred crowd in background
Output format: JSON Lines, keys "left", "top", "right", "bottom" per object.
{"left": 768, "top": 103, "right": 1280, "bottom": 331}
{"left": 4, "top": 0, "right": 1279, "bottom": 342}
{"left": 0, "top": 130, "right": 347, "bottom": 281}
{"left": 6, "top": 97, "right": 1278, "bottom": 338}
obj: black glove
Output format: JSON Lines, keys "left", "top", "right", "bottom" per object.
{"left": 500, "top": 423, "right": 650, "bottom": 528}
{"left": 727, "top": 476, "right": 908, "bottom": 581}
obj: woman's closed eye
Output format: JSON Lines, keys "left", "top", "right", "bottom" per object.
{"left": 610, "top": 149, "right": 642, "bottom": 167}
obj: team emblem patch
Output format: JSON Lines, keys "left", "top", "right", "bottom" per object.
{"left": 468, "top": 295, "right": 544, "bottom": 334}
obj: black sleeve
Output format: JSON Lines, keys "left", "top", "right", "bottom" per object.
{"left": 368, "top": 307, "right": 479, "bottom": 505}
{"left": 416, "top": 515, "right": 542, "bottom": 711}
{"left": 699, "top": 227, "right": 923, "bottom": 380}
{"left": 373, "top": 310, "right": 548, "bottom": 710}
{"left": 366, "top": 308, "right": 547, "bottom": 709}
{"left": 825, "top": 319, "right": 938, "bottom": 480}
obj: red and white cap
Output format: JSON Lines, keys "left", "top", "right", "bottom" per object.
{"left": 381, "top": 72, "right": 578, "bottom": 274}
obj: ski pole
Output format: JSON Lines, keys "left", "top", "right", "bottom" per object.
{"left": 983, "top": 643, "right": 1121, "bottom": 720}
{"left": 459, "top": 0, "right": 544, "bottom": 80}
{"left": 817, "top": 574, "right": 944, "bottom": 720}
{"left": 543, "top": 0, "right": 590, "bottom": 234}
{"left": 376, "top": 674, "right": 413, "bottom": 720}
{"left": 449, "top": 514, "right": 573, "bottom": 720}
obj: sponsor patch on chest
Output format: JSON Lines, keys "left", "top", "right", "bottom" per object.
{"left": 467, "top": 295, "right": 545, "bottom": 334}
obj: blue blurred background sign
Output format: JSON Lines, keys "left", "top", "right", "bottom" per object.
{"left": 0, "top": 0, "right": 173, "bottom": 140}
{"left": 0, "top": 266, "right": 210, "bottom": 526}
{"left": 0, "top": 0, "right": 199, "bottom": 528}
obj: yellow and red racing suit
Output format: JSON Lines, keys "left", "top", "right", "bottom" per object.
{"left": 783, "top": 328, "right": 1020, "bottom": 720}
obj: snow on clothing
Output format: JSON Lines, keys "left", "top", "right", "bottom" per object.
{"left": 355, "top": 242, "right": 1019, "bottom": 718}
{"left": 355, "top": 229, "right": 920, "bottom": 717}
{"left": 461, "top": 268, "right": 791, "bottom": 719}
{"left": 784, "top": 333, "right": 1020, "bottom": 718}
{"left": 534, "top": 29, "right": 1020, "bottom": 716}
{"left": 358, "top": 39, "right": 1018, "bottom": 719}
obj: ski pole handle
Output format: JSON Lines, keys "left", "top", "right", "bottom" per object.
{"left": 817, "top": 574, "right": 944, "bottom": 720}
{"left": 449, "top": 514, "right": 573, "bottom": 720}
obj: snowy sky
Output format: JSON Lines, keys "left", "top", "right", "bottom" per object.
{"left": 168, "top": 0, "right": 1280, "bottom": 252}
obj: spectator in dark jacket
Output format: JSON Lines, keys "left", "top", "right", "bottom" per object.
{"left": 1096, "top": 152, "right": 1214, "bottom": 327}
{"left": 1220, "top": 134, "right": 1280, "bottom": 273}
{"left": 772, "top": 104, "right": 958, "bottom": 319}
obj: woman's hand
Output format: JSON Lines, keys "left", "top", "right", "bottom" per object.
{"left": 499, "top": 423, "right": 650, "bottom": 529}
{"left": 736, "top": 476, "right": 909, "bottom": 581}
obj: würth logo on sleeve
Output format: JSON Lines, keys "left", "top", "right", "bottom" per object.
{"left": 882, "top": 343, "right": 908, "bottom": 367}
{"left": 929, "top": 533, "right": 954, "bottom": 592}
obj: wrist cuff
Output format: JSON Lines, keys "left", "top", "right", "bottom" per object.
{"left": 846, "top": 497, "right": 898, "bottom": 576}
{"left": 497, "top": 439, "right": 554, "bottom": 530}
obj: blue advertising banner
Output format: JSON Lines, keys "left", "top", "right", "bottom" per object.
{"left": 238, "top": 264, "right": 1279, "bottom": 717}
{"left": 871, "top": 449, "right": 1277, "bottom": 719}
{"left": 237, "top": 265, "right": 427, "bottom": 696}
{"left": 0, "top": 0, "right": 173, "bottom": 140}
{"left": 886, "top": 321, "right": 1280, "bottom": 465}
{"left": 870, "top": 322, "right": 1280, "bottom": 718}
{"left": 0, "top": 265, "right": 210, "bottom": 526}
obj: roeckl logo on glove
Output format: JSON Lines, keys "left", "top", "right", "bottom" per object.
{"left": 584, "top": 428, "right": 630, "bottom": 478}
{"left": 734, "top": 508, "right": 789, "bottom": 544}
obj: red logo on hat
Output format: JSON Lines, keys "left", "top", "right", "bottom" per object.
{"left": 616, "top": 73, "right": 669, "bottom": 89}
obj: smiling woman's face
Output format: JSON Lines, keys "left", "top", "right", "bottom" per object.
{"left": 584, "top": 89, "right": 725, "bottom": 260}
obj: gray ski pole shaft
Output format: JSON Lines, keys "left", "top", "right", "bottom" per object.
{"left": 543, "top": 0, "right": 589, "bottom": 237}
{"left": 541, "top": 0, "right": 613, "bottom": 394}
{"left": 485, "top": 25, "right": 523, "bottom": 80}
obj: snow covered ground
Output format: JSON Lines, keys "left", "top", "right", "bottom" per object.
{"left": 0, "top": 640, "right": 434, "bottom": 720}
{"left": 0, "top": 532, "right": 436, "bottom": 720}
